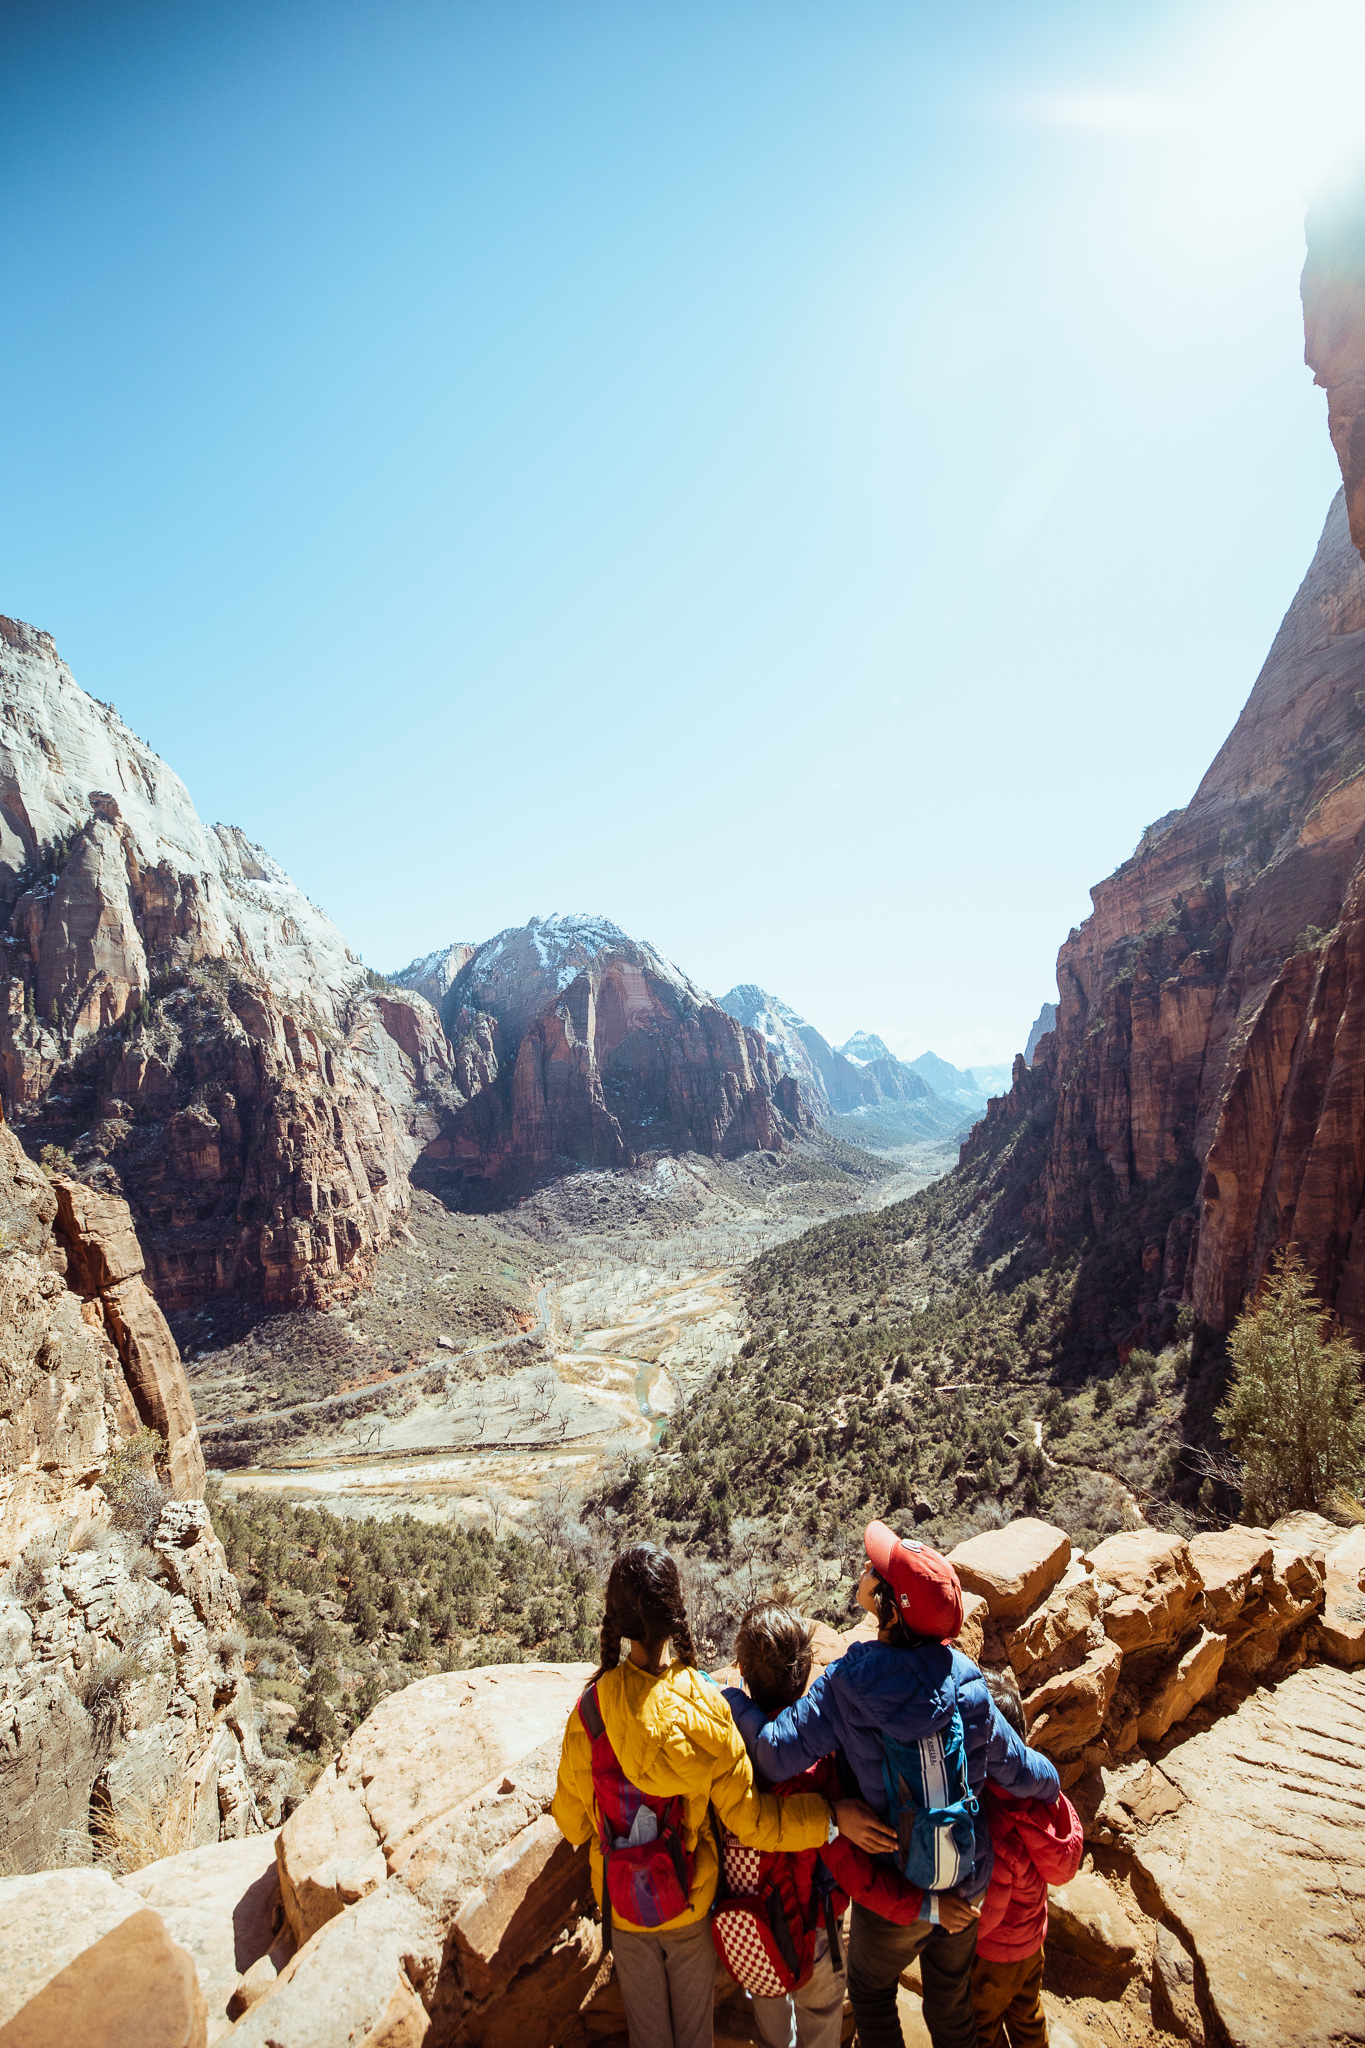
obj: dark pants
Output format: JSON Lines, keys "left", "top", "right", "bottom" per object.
{"left": 846, "top": 1902, "right": 979, "bottom": 2048}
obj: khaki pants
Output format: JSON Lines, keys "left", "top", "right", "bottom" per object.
{"left": 971, "top": 1947, "right": 1047, "bottom": 2048}
{"left": 612, "top": 1915, "right": 717, "bottom": 2048}
{"left": 751, "top": 1929, "right": 846, "bottom": 2048}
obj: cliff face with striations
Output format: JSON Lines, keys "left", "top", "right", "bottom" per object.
{"left": 0, "top": 1111, "right": 280, "bottom": 1873}
{"left": 418, "top": 917, "right": 809, "bottom": 1184}
{"left": 961, "top": 201, "right": 1365, "bottom": 1345}
{"left": 0, "top": 619, "right": 449, "bottom": 1312}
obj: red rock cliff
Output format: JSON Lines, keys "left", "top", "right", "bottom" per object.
{"left": 422, "top": 916, "right": 808, "bottom": 1181}
{"left": 964, "top": 200, "right": 1365, "bottom": 1342}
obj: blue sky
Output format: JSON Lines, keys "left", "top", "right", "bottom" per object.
{"left": 3, "top": 0, "right": 1362, "bottom": 1064}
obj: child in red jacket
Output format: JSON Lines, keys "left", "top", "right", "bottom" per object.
{"left": 972, "top": 1673, "right": 1084, "bottom": 2048}
{"left": 722, "top": 1604, "right": 926, "bottom": 2048}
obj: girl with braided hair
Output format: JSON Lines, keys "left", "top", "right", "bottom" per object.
{"left": 553, "top": 1544, "right": 888, "bottom": 2048}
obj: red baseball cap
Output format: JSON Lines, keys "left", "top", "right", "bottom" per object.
{"left": 864, "top": 1521, "right": 964, "bottom": 1643}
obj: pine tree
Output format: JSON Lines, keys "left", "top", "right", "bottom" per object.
{"left": 1218, "top": 1250, "right": 1365, "bottom": 1521}
{"left": 296, "top": 1664, "right": 341, "bottom": 1752}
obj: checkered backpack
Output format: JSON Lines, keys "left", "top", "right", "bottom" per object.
{"left": 709, "top": 1824, "right": 827, "bottom": 1999}
{"left": 578, "top": 1683, "right": 694, "bottom": 1951}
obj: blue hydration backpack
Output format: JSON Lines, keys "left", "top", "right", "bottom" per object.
{"left": 881, "top": 1707, "right": 979, "bottom": 1891}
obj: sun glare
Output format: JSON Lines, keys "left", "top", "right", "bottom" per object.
{"left": 1019, "top": 1, "right": 1365, "bottom": 258}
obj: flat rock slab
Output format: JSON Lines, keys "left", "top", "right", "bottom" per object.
{"left": 278, "top": 1662, "right": 592, "bottom": 1942}
{"left": 1133, "top": 1662, "right": 1365, "bottom": 2047}
{"left": 121, "top": 1831, "right": 283, "bottom": 2043}
{"left": 947, "top": 1519, "right": 1071, "bottom": 1622}
{"left": 1269, "top": 1510, "right": 1342, "bottom": 1559}
{"left": 0, "top": 1904, "right": 206, "bottom": 2048}
{"left": 0, "top": 1867, "right": 144, "bottom": 2025}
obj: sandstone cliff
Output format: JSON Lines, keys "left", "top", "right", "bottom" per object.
{"left": 419, "top": 918, "right": 809, "bottom": 1184}
{"left": 0, "top": 619, "right": 448, "bottom": 1311}
{"left": 0, "top": 1113, "right": 279, "bottom": 1874}
{"left": 955, "top": 207, "right": 1365, "bottom": 1347}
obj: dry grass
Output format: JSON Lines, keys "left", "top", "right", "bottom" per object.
{"left": 7, "top": 1532, "right": 61, "bottom": 1602}
{"left": 91, "top": 1779, "right": 200, "bottom": 1875}
{"left": 1326, "top": 1489, "right": 1365, "bottom": 1525}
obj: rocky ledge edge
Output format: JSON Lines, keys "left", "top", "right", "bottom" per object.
{"left": 3, "top": 1509, "right": 1365, "bottom": 2048}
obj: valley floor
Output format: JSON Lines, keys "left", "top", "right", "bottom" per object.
{"left": 192, "top": 1137, "right": 911, "bottom": 1530}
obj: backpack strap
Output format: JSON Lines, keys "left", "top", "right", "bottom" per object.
{"left": 708, "top": 1804, "right": 728, "bottom": 1904}
{"left": 578, "top": 1684, "right": 613, "bottom": 1954}
{"left": 823, "top": 1893, "right": 844, "bottom": 1974}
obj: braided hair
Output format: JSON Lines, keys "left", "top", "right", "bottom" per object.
{"left": 592, "top": 1543, "right": 697, "bottom": 1683}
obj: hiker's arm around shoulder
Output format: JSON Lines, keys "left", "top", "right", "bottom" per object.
{"left": 983, "top": 1698, "right": 1060, "bottom": 1803}
{"left": 722, "top": 1684, "right": 765, "bottom": 1759}
{"left": 753, "top": 1666, "right": 845, "bottom": 1785}
{"left": 706, "top": 1695, "right": 833, "bottom": 1854}
{"left": 551, "top": 1699, "right": 595, "bottom": 1847}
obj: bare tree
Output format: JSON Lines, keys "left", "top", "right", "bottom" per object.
{"left": 484, "top": 1486, "right": 511, "bottom": 1541}
{"left": 529, "top": 1496, "right": 568, "bottom": 1555}
{"left": 550, "top": 1471, "right": 578, "bottom": 1515}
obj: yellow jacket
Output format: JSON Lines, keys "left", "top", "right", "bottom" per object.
{"left": 551, "top": 1658, "right": 833, "bottom": 1934}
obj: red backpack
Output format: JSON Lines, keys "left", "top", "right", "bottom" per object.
{"left": 578, "top": 1683, "right": 695, "bottom": 1949}
{"left": 710, "top": 1824, "right": 842, "bottom": 1999}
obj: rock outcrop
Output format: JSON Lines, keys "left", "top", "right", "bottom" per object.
{"left": 417, "top": 920, "right": 810, "bottom": 1185}
{"left": 0, "top": 1865, "right": 210, "bottom": 2047}
{"left": 2, "top": 1509, "right": 1364, "bottom": 2044}
{"left": 944, "top": 1511, "right": 1341, "bottom": 1785}
{"left": 0, "top": 618, "right": 448, "bottom": 1312}
{"left": 958, "top": 200, "right": 1365, "bottom": 1348}
{"left": 244, "top": 1663, "right": 601, "bottom": 2047}
{"left": 0, "top": 1113, "right": 276, "bottom": 1873}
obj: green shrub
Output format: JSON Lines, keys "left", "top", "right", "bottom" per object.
{"left": 1218, "top": 1251, "right": 1365, "bottom": 1521}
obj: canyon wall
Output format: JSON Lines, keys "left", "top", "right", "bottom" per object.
{"left": 0, "top": 620, "right": 450, "bottom": 1312}
{"left": 962, "top": 204, "right": 1365, "bottom": 1345}
{"left": 0, "top": 1111, "right": 279, "bottom": 1873}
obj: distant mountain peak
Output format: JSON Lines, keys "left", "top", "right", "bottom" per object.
{"left": 836, "top": 1030, "right": 892, "bottom": 1067}
{"left": 908, "top": 1051, "right": 988, "bottom": 1112}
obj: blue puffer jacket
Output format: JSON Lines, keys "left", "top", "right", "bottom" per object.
{"left": 728, "top": 1641, "right": 1059, "bottom": 1901}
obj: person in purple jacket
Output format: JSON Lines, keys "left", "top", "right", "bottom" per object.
{"left": 728, "top": 1523, "right": 1060, "bottom": 2048}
